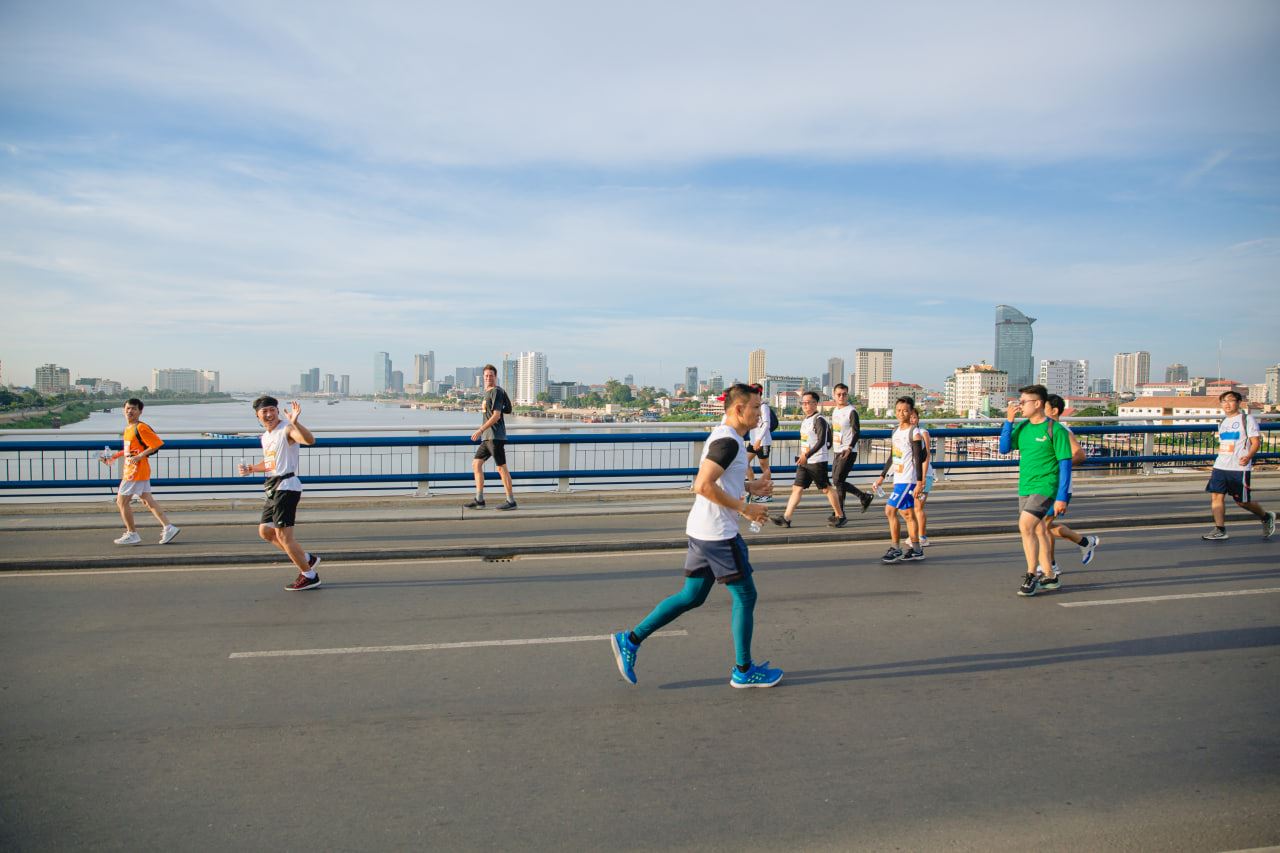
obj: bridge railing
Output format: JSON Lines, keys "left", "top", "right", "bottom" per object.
{"left": 1, "top": 417, "right": 1276, "bottom": 499}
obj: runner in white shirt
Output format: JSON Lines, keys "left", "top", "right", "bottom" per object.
{"left": 871, "top": 396, "right": 927, "bottom": 563}
{"left": 745, "top": 382, "right": 775, "bottom": 501}
{"left": 772, "top": 390, "right": 843, "bottom": 528}
{"left": 239, "top": 396, "right": 323, "bottom": 591}
{"left": 610, "top": 383, "right": 783, "bottom": 688}
{"left": 830, "top": 383, "right": 873, "bottom": 520}
{"left": 1202, "top": 390, "right": 1275, "bottom": 541}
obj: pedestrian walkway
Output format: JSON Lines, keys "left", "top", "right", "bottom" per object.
{"left": 1, "top": 474, "right": 1274, "bottom": 570}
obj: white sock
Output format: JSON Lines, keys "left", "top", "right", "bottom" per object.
{"left": 303, "top": 569, "right": 317, "bottom": 579}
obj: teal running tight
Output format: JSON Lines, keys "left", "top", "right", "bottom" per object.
{"left": 632, "top": 573, "right": 757, "bottom": 667}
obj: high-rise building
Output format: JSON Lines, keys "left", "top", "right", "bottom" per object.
{"left": 1165, "top": 363, "right": 1189, "bottom": 383}
{"left": 748, "top": 349, "right": 767, "bottom": 386}
{"left": 34, "top": 363, "right": 71, "bottom": 395}
{"left": 994, "top": 305, "right": 1036, "bottom": 390}
{"left": 307, "top": 367, "right": 320, "bottom": 393}
{"left": 1113, "top": 351, "right": 1151, "bottom": 394}
{"left": 516, "top": 351, "right": 548, "bottom": 405}
{"left": 827, "top": 357, "right": 845, "bottom": 392}
{"left": 324, "top": 374, "right": 336, "bottom": 394}
{"left": 1090, "top": 377, "right": 1113, "bottom": 395}
{"left": 390, "top": 370, "right": 404, "bottom": 394}
{"left": 413, "top": 352, "right": 435, "bottom": 385}
{"left": 624, "top": 374, "right": 635, "bottom": 386}
{"left": 1265, "top": 364, "right": 1280, "bottom": 405}
{"left": 299, "top": 372, "right": 310, "bottom": 393}
{"left": 944, "top": 363, "right": 1009, "bottom": 416}
{"left": 684, "top": 367, "right": 699, "bottom": 396}
{"left": 502, "top": 356, "right": 519, "bottom": 395}
{"left": 1038, "top": 359, "right": 1089, "bottom": 398}
{"left": 339, "top": 375, "right": 350, "bottom": 396}
{"left": 763, "top": 375, "right": 806, "bottom": 400}
{"left": 708, "top": 372, "right": 724, "bottom": 393}
{"left": 152, "top": 368, "right": 219, "bottom": 393}
{"left": 853, "top": 348, "right": 893, "bottom": 401}
{"left": 373, "top": 352, "right": 391, "bottom": 394}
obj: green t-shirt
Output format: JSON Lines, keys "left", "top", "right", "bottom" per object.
{"left": 1012, "top": 418, "right": 1072, "bottom": 497}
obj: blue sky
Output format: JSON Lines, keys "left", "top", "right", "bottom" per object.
{"left": 2, "top": 1, "right": 1278, "bottom": 393}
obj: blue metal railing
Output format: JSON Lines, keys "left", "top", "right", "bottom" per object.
{"left": 1, "top": 421, "right": 1276, "bottom": 496}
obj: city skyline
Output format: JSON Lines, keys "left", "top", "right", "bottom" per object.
{"left": 2, "top": 4, "right": 1278, "bottom": 391}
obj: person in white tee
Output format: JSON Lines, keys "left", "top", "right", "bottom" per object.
{"left": 610, "top": 383, "right": 784, "bottom": 688}
{"left": 1202, "top": 391, "right": 1275, "bottom": 541}
{"left": 239, "top": 396, "right": 323, "bottom": 591}
{"left": 745, "top": 382, "right": 775, "bottom": 499}
{"left": 772, "top": 391, "right": 843, "bottom": 528}
{"left": 871, "top": 396, "right": 928, "bottom": 563}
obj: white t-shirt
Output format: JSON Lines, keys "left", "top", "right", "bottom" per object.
{"left": 800, "top": 414, "right": 830, "bottom": 465}
{"left": 830, "top": 405, "right": 857, "bottom": 452}
{"left": 686, "top": 423, "right": 748, "bottom": 541}
{"left": 890, "top": 424, "right": 924, "bottom": 485}
{"left": 749, "top": 402, "right": 773, "bottom": 447}
{"left": 1214, "top": 412, "right": 1260, "bottom": 472}
{"left": 260, "top": 422, "right": 303, "bottom": 492}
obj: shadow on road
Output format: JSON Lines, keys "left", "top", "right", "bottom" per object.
{"left": 657, "top": 626, "right": 1280, "bottom": 690}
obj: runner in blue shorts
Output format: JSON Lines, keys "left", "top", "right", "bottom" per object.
{"left": 871, "top": 396, "right": 927, "bottom": 564}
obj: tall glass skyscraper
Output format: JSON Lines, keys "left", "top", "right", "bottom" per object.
{"left": 994, "top": 305, "right": 1036, "bottom": 391}
{"left": 373, "top": 351, "right": 391, "bottom": 395}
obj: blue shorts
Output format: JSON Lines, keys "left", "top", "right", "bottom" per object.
{"left": 1206, "top": 468, "right": 1252, "bottom": 503}
{"left": 887, "top": 483, "right": 917, "bottom": 511}
{"left": 684, "top": 534, "right": 753, "bottom": 584}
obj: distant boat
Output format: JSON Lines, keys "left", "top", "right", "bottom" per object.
{"left": 327, "top": 399, "right": 340, "bottom": 405}
{"left": 202, "top": 431, "right": 241, "bottom": 439}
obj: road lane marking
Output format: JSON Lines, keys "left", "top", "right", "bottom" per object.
{"left": 1057, "top": 587, "right": 1280, "bottom": 607}
{"left": 229, "top": 629, "right": 688, "bottom": 659}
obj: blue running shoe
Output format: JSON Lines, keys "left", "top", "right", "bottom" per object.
{"left": 730, "top": 660, "right": 784, "bottom": 688}
{"left": 611, "top": 632, "right": 638, "bottom": 685}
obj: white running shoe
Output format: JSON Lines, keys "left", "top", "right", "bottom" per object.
{"left": 919, "top": 536, "right": 930, "bottom": 548}
{"left": 114, "top": 531, "right": 141, "bottom": 545}
{"left": 159, "top": 524, "right": 181, "bottom": 545}
{"left": 1081, "top": 535, "right": 1099, "bottom": 565}
{"left": 1263, "top": 511, "right": 1276, "bottom": 541}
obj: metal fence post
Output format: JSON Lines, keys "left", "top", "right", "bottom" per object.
{"left": 415, "top": 429, "right": 431, "bottom": 496}
{"left": 1143, "top": 420, "right": 1155, "bottom": 475}
{"left": 558, "top": 428, "right": 571, "bottom": 493}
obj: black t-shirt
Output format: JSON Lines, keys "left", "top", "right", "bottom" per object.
{"left": 483, "top": 387, "right": 513, "bottom": 440}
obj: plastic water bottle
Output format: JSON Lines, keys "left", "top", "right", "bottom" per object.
{"left": 237, "top": 458, "right": 248, "bottom": 476}
{"left": 99, "top": 445, "right": 112, "bottom": 463}
{"left": 874, "top": 483, "right": 886, "bottom": 499}
{"left": 749, "top": 517, "right": 764, "bottom": 534}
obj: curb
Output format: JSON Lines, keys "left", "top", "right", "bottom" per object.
{"left": 0, "top": 512, "right": 1217, "bottom": 572}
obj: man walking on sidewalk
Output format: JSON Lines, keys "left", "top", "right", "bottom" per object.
{"left": 830, "top": 383, "right": 873, "bottom": 519}
{"left": 1000, "top": 384, "right": 1074, "bottom": 597}
{"left": 240, "top": 397, "right": 321, "bottom": 591}
{"left": 101, "top": 397, "right": 180, "bottom": 546}
{"left": 467, "top": 364, "right": 517, "bottom": 511}
{"left": 1202, "top": 390, "right": 1275, "bottom": 542}
{"left": 611, "top": 383, "right": 782, "bottom": 688}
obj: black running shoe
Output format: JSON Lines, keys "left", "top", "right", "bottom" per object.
{"left": 901, "top": 547, "right": 925, "bottom": 562}
{"left": 1017, "top": 573, "right": 1040, "bottom": 597}
{"left": 860, "top": 493, "right": 873, "bottom": 513}
{"left": 464, "top": 498, "right": 486, "bottom": 509}
{"left": 1039, "top": 573, "right": 1061, "bottom": 591}
{"left": 881, "top": 547, "right": 904, "bottom": 564}
{"left": 828, "top": 516, "right": 848, "bottom": 528}
{"left": 771, "top": 516, "right": 791, "bottom": 528}
{"left": 496, "top": 499, "right": 517, "bottom": 511}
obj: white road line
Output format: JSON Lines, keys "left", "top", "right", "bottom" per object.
{"left": 229, "top": 629, "right": 688, "bottom": 659}
{"left": 1057, "top": 587, "right": 1280, "bottom": 608}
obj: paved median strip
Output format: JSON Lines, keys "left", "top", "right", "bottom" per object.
{"left": 1057, "top": 587, "right": 1280, "bottom": 608}
{"left": 229, "top": 629, "right": 687, "bottom": 659}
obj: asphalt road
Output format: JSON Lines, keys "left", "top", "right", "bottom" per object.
{"left": 1, "top": 525, "right": 1277, "bottom": 851}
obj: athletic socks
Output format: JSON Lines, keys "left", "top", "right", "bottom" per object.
{"left": 303, "top": 570, "right": 317, "bottom": 579}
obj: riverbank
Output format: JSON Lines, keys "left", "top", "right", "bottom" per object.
{"left": 0, "top": 395, "right": 234, "bottom": 430}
